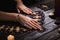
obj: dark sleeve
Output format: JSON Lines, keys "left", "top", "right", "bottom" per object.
{"left": 0, "top": 0, "right": 18, "bottom": 13}
{"left": 55, "top": 0, "right": 60, "bottom": 17}
{"left": 22, "top": 0, "right": 42, "bottom": 6}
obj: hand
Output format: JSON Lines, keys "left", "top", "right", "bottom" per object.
{"left": 17, "top": 5, "right": 32, "bottom": 14}
{"left": 17, "top": 14, "right": 43, "bottom": 30}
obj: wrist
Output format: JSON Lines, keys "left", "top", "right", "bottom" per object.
{"left": 17, "top": 3, "right": 25, "bottom": 9}
{"left": 16, "top": 0, "right": 24, "bottom": 7}
{"left": 16, "top": 14, "right": 24, "bottom": 22}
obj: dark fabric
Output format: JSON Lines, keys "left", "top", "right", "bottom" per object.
{"left": 55, "top": 0, "right": 60, "bottom": 17}
{"left": 22, "top": 0, "right": 42, "bottom": 6}
{"left": 0, "top": 32, "right": 7, "bottom": 40}
{"left": 22, "top": 0, "right": 35, "bottom": 6}
{"left": 0, "top": 0, "right": 41, "bottom": 12}
{"left": 0, "top": 0, "right": 17, "bottom": 13}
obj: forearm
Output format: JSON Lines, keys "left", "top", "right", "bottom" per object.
{"left": 16, "top": 0, "right": 24, "bottom": 6}
{"left": 0, "top": 11, "right": 18, "bottom": 21}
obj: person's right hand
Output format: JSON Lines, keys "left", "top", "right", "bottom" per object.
{"left": 17, "top": 4, "right": 32, "bottom": 14}
{"left": 17, "top": 14, "right": 43, "bottom": 30}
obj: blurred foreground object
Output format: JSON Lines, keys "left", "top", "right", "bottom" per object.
{"left": 7, "top": 35, "right": 14, "bottom": 40}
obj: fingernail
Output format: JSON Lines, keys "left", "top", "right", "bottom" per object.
{"left": 39, "top": 28, "right": 43, "bottom": 30}
{"left": 27, "top": 13, "right": 31, "bottom": 14}
{"left": 30, "top": 12, "right": 32, "bottom": 14}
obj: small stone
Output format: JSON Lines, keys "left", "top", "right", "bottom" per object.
{"left": 9, "top": 27, "right": 14, "bottom": 32}
{"left": 35, "top": 12, "right": 39, "bottom": 14}
{"left": 7, "top": 35, "right": 14, "bottom": 40}
{"left": 0, "top": 25, "right": 5, "bottom": 30}
{"left": 33, "top": 12, "right": 36, "bottom": 14}
{"left": 21, "top": 28, "right": 27, "bottom": 32}
{"left": 15, "top": 27, "right": 20, "bottom": 32}
{"left": 42, "top": 5, "right": 48, "bottom": 8}
{"left": 5, "top": 26, "right": 10, "bottom": 31}
{"left": 23, "top": 29, "right": 27, "bottom": 32}
{"left": 49, "top": 12, "right": 54, "bottom": 16}
{"left": 33, "top": 15, "right": 40, "bottom": 19}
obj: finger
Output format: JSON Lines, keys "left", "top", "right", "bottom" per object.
{"left": 31, "top": 20, "right": 43, "bottom": 30}
{"left": 26, "top": 9, "right": 32, "bottom": 14}
{"left": 35, "top": 21, "right": 43, "bottom": 30}
{"left": 28, "top": 8, "right": 32, "bottom": 11}
{"left": 28, "top": 8, "right": 32, "bottom": 14}
{"left": 28, "top": 21, "right": 38, "bottom": 29}
{"left": 26, "top": 21, "right": 37, "bottom": 29}
{"left": 31, "top": 20, "right": 40, "bottom": 29}
{"left": 17, "top": 8, "right": 20, "bottom": 13}
{"left": 20, "top": 8, "right": 30, "bottom": 14}
{"left": 22, "top": 9, "right": 29, "bottom": 13}
{"left": 23, "top": 8, "right": 32, "bottom": 14}
{"left": 33, "top": 19, "right": 39, "bottom": 21}
{"left": 23, "top": 9, "right": 30, "bottom": 14}
{"left": 33, "top": 19, "right": 41, "bottom": 24}
{"left": 24, "top": 24, "right": 32, "bottom": 29}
